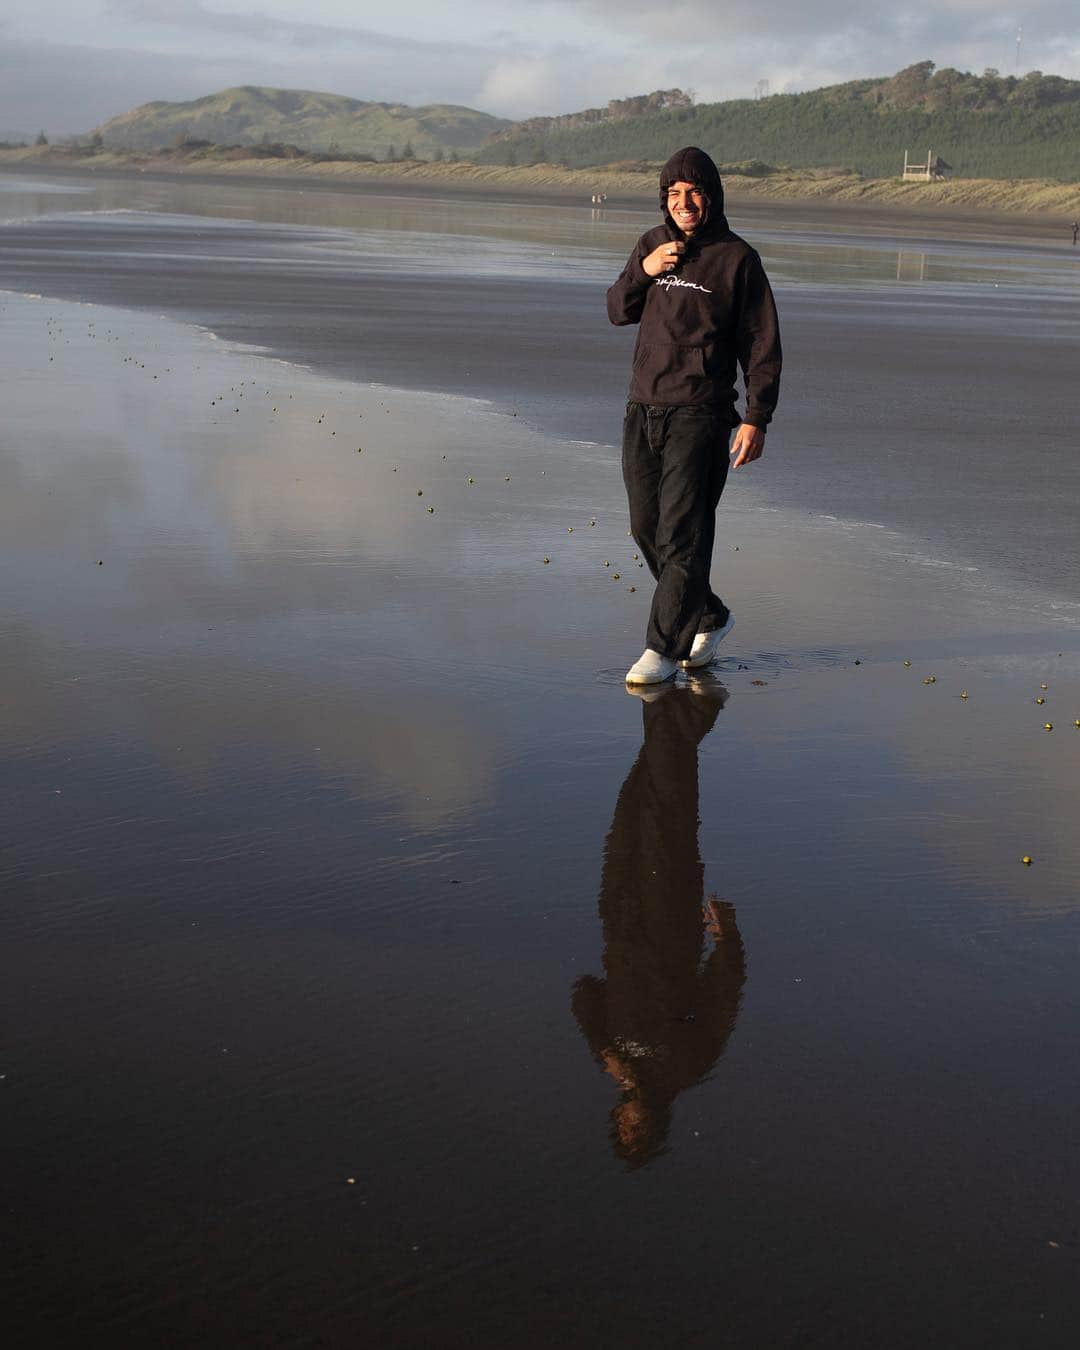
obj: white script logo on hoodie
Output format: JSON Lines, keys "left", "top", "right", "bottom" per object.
{"left": 654, "top": 275, "right": 713, "bottom": 294}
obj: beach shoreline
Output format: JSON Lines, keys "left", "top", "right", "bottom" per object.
{"left": 2, "top": 149, "right": 1079, "bottom": 242}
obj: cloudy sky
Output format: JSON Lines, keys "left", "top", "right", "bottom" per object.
{"left": 2, "top": 1, "right": 1078, "bottom": 137}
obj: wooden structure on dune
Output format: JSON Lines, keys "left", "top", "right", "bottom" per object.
{"left": 902, "top": 150, "right": 951, "bottom": 181}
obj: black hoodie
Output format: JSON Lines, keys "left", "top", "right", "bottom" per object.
{"left": 606, "top": 146, "right": 781, "bottom": 428}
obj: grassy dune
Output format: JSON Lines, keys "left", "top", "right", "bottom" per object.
{"left": 3, "top": 145, "right": 1079, "bottom": 220}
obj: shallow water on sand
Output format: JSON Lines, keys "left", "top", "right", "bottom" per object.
{"left": 5, "top": 168, "right": 1080, "bottom": 1346}
{"left": 2, "top": 170, "right": 1078, "bottom": 612}
{"left": 4, "top": 289, "right": 1080, "bottom": 1348}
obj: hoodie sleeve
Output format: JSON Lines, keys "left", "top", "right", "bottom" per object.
{"left": 735, "top": 251, "right": 782, "bottom": 429}
{"left": 606, "top": 237, "right": 653, "bottom": 326}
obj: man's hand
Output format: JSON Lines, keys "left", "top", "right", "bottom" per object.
{"left": 642, "top": 240, "right": 685, "bottom": 277}
{"left": 730, "top": 423, "right": 765, "bottom": 469}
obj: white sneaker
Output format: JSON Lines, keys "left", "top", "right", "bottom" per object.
{"left": 625, "top": 649, "right": 678, "bottom": 685}
{"left": 679, "top": 613, "right": 735, "bottom": 668}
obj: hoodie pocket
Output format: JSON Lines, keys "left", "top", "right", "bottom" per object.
{"left": 631, "top": 343, "right": 708, "bottom": 403}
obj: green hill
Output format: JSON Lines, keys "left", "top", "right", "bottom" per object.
{"left": 96, "top": 86, "right": 510, "bottom": 158}
{"left": 476, "top": 63, "right": 1080, "bottom": 181}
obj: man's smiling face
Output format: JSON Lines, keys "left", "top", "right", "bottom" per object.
{"left": 666, "top": 181, "right": 706, "bottom": 235}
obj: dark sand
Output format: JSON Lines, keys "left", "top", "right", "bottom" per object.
{"left": 3, "top": 175, "right": 1080, "bottom": 1348}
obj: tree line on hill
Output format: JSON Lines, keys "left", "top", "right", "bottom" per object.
{"left": 486, "top": 89, "right": 691, "bottom": 144}
{"left": 477, "top": 63, "right": 1080, "bottom": 181}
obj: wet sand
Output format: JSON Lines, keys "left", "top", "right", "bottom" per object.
{"left": 4, "top": 289, "right": 1080, "bottom": 1348}
{"left": 1, "top": 172, "right": 1079, "bottom": 616}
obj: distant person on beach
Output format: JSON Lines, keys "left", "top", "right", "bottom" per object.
{"left": 607, "top": 147, "right": 782, "bottom": 685}
{"left": 1072, "top": 221, "right": 1079, "bottom": 246}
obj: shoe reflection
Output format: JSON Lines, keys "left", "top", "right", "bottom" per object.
{"left": 573, "top": 677, "right": 745, "bottom": 1169}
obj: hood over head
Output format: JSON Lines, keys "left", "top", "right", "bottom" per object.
{"left": 659, "top": 146, "right": 727, "bottom": 240}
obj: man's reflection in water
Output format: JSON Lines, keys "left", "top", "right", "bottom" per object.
{"left": 573, "top": 677, "right": 745, "bottom": 1169}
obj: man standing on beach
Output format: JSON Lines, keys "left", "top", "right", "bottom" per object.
{"left": 607, "top": 147, "right": 782, "bottom": 684}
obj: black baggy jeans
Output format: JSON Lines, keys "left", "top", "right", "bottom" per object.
{"left": 621, "top": 402, "right": 732, "bottom": 661}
